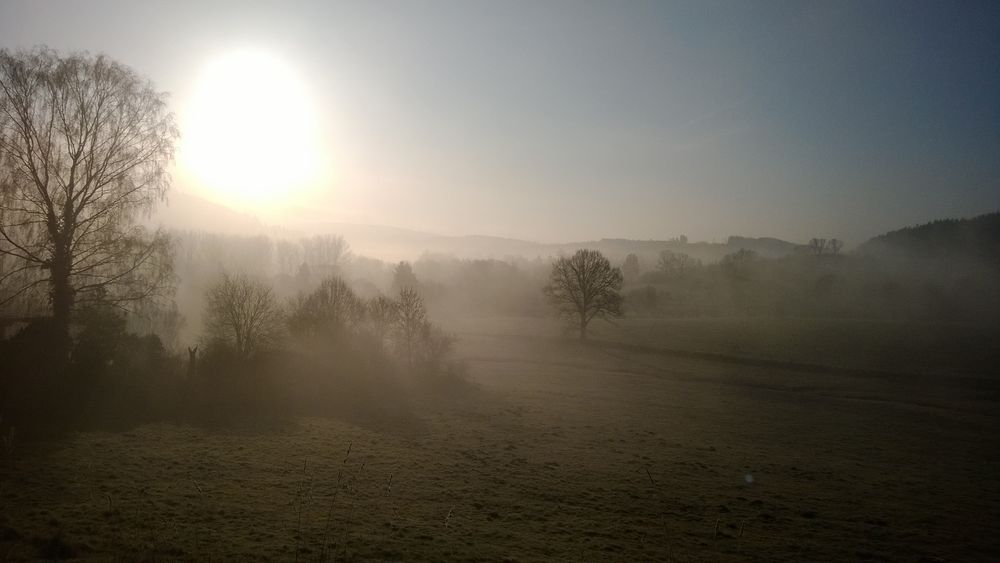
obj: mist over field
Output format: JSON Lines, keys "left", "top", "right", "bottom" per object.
{"left": 2, "top": 2, "right": 1000, "bottom": 562}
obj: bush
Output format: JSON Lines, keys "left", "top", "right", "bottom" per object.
{"left": 0, "top": 308, "right": 180, "bottom": 437}
{"left": 181, "top": 345, "right": 291, "bottom": 427}
{"left": 71, "top": 304, "right": 128, "bottom": 379}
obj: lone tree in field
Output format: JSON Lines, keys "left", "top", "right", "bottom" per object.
{"left": 808, "top": 238, "right": 829, "bottom": 255}
{"left": 205, "top": 273, "right": 283, "bottom": 360}
{"left": 0, "top": 48, "right": 178, "bottom": 342}
{"left": 544, "top": 249, "right": 623, "bottom": 340}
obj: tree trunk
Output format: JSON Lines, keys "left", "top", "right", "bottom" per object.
{"left": 49, "top": 244, "right": 74, "bottom": 359}
{"left": 406, "top": 334, "right": 414, "bottom": 373}
{"left": 579, "top": 312, "right": 588, "bottom": 340}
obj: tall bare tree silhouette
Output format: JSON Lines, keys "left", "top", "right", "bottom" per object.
{"left": 0, "top": 48, "right": 178, "bottom": 349}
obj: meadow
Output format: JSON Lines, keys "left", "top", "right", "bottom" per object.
{"left": 2, "top": 317, "right": 999, "bottom": 561}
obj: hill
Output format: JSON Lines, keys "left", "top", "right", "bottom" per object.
{"left": 858, "top": 211, "right": 1000, "bottom": 263}
{"left": 152, "top": 191, "right": 806, "bottom": 263}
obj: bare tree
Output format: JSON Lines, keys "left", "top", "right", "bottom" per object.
{"left": 808, "top": 238, "right": 829, "bottom": 255}
{"left": 302, "top": 235, "right": 350, "bottom": 278}
{"left": 543, "top": 249, "right": 623, "bottom": 340}
{"left": 366, "top": 294, "right": 398, "bottom": 346}
{"left": 394, "top": 287, "right": 426, "bottom": 371}
{"left": 288, "top": 275, "right": 364, "bottom": 338}
{"left": 657, "top": 250, "right": 701, "bottom": 279}
{"left": 186, "top": 346, "right": 198, "bottom": 378}
{"left": 415, "top": 322, "right": 456, "bottom": 375}
{"left": 621, "top": 253, "right": 640, "bottom": 284}
{"left": 720, "top": 248, "right": 759, "bottom": 281}
{"left": 205, "top": 273, "right": 283, "bottom": 359}
{"left": 0, "top": 48, "right": 177, "bottom": 340}
{"left": 0, "top": 247, "right": 46, "bottom": 316}
{"left": 828, "top": 238, "right": 844, "bottom": 255}
{"left": 275, "top": 238, "right": 303, "bottom": 276}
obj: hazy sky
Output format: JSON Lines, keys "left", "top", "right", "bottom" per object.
{"left": 2, "top": 0, "right": 998, "bottom": 244}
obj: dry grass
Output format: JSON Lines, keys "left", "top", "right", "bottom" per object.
{"left": 1, "top": 317, "right": 999, "bottom": 561}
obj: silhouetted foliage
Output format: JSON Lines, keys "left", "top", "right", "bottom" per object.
{"left": 0, "top": 318, "right": 67, "bottom": 382}
{"left": 71, "top": 303, "right": 128, "bottom": 377}
{"left": 0, "top": 48, "right": 178, "bottom": 348}
{"left": 0, "top": 306, "right": 177, "bottom": 437}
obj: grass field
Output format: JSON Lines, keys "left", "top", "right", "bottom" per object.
{"left": 2, "top": 317, "right": 999, "bottom": 561}
{"left": 447, "top": 316, "right": 1000, "bottom": 378}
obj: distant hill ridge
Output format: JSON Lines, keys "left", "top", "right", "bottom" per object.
{"left": 153, "top": 191, "right": 809, "bottom": 262}
{"left": 858, "top": 211, "right": 1000, "bottom": 263}
{"left": 155, "top": 191, "right": 998, "bottom": 264}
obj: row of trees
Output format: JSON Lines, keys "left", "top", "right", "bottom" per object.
{"left": 540, "top": 230, "right": 995, "bottom": 334}
{"left": 203, "top": 272, "right": 452, "bottom": 374}
{"left": 204, "top": 246, "right": 627, "bottom": 360}
{"left": 0, "top": 48, "right": 470, "bottom": 388}
{"left": 613, "top": 241, "right": 1000, "bottom": 320}
{"left": 6, "top": 47, "right": 990, "bottom": 370}
{"left": 620, "top": 238, "right": 844, "bottom": 285}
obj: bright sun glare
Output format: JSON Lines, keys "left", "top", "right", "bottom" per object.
{"left": 181, "top": 49, "right": 323, "bottom": 209}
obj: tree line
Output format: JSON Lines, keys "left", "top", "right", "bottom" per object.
{"left": 3, "top": 47, "right": 997, "bottom": 389}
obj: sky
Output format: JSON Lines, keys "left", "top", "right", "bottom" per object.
{"left": 1, "top": 0, "right": 998, "bottom": 245}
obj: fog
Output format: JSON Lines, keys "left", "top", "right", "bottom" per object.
{"left": 4, "top": 1, "right": 999, "bottom": 243}
{"left": 134, "top": 190, "right": 1000, "bottom": 349}
{"left": 3, "top": 3, "right": 1000, "bottom": 561}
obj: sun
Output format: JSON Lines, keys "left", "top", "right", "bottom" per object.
{"left": 180, "top": 49, "right": 323, "bottom": 210}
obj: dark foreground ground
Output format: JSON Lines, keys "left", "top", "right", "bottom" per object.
{"left": 2, "top": 318, "right": 999, "bottom": 561}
